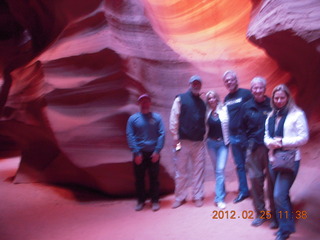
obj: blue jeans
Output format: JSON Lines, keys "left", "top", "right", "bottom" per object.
{"left": 230, "top": 135, "right": 249, "bottom": 195}
{"left": 269, "top": 161, "right": 299, "bottom": 238}
{"left": 207, "top": 139, "right": 229, "bottom": 202}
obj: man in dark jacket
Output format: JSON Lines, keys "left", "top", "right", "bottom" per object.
{"left": 223, "top": 70, "right": 252, "bottom": 203}
{"left": 240, "top": 77, "right": 277, "bottom": 228}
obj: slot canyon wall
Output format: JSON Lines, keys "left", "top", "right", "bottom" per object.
{"left": 0, "top": 0, "right": 319, "bottom": 200}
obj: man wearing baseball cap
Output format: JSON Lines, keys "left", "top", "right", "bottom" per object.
{"left": 126, "top": 94, "right": 165, "bottom": 211}
{"left": 169, "top": 75, "right": 206, "bottom": 208}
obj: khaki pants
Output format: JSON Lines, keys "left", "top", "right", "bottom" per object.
{"left": 173, "top": 140, "right": 205, "bottom": 201}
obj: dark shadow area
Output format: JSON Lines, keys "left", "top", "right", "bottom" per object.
{"left": 249, "top": 30, "right": 320, "bottom": 121}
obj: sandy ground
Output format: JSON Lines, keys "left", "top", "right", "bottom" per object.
{"left": 0, "top": 156, "right": 319, "bottom": 240}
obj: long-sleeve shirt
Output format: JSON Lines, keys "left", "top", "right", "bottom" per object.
{"left": 126, "top": 112, "right": 165, "bottom": 155}
{"left": 169, "top": 96, "right": 181, "bottom": 141}
{"left": 224, "top": 88, "right": 252, "bottom": 135}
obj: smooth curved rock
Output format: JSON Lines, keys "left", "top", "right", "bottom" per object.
{"left": 0, "top": 0, "right": 319, "bottom": 199}
{"left": 247, "top": 0, "right": 320, "bottom": 121}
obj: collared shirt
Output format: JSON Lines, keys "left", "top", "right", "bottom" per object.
{"left": 126, "top": 112, "right": 165, "bottom": 154}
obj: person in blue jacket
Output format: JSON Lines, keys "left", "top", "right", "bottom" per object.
{"left": 126, "top": 94, "right": 165, "bottom": 211}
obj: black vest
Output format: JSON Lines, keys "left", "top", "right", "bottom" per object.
{"left": 178, "top": 91, "right": 206, "bottom": 141}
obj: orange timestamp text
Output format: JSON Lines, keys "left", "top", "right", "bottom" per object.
{"left": 259, "top": 210, "right": 308, "bottom": 220}
{"left": 212, "top": 210, "right": 254, "bottom": 219}
{"left": 211, "top": 210, "right": 308, "bottom": 220}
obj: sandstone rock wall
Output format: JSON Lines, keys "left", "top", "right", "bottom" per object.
{"left": 0, "top": 0, "right": 319, "bottom": 196}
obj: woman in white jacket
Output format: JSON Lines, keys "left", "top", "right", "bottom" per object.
{"left": 205, "top": 91, "right": 229, "bottom": 209}
{"left": 264, "top": 84, "right": 309, "bottom": 240}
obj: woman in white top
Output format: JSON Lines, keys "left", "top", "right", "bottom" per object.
{"left": 205, "top": 91, "right": 229, "bottom": 209}
{"left": 264, "top": 84, "right": 309, "bottom": 240}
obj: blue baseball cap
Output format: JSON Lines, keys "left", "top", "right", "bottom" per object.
{"left": 189, "top": 75, "right": 202, "bottom": 83}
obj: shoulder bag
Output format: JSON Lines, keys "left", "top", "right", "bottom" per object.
{"left": 272, "top": 149, "right": 296, "bottom": 173}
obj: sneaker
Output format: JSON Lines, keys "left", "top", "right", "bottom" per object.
{"left": 151, "top": 202, "right": 160, "bottom": 211}
{"left": 217, "top": 201, "right": 226, "bottom": 209}
{"left": 135, "top": 202, "right": 144, "bottom": 211}
{"left": 251, "top": 217, "right": 266, "bottom": 227}
{"left": 194, "top": 199, "right": 203, "bottom": 207}
{"left": 172, "top": 199, "right": 186, "bottom": 209}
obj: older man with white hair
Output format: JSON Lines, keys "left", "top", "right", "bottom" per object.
{"left": 223, "top": 70, "right": 252, "bottom": 203}
{"left": 239, "top": 77, "right": 277, "bottom": 228}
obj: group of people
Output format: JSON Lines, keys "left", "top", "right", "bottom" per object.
{"left": 126, "top": 70, "right": 309, "bottom": 240}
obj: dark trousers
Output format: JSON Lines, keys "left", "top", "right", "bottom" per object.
{"left": 133, "top": 151, "right": 160, "bottom": 203}
{"left": 269, "top": 161, "right": 299, "bottom": 237}
{"left": 246, "top": 145, "right": 275, "bottom": 216}
{"left": 230, "top": 135, "right": 249, "bottom": 195}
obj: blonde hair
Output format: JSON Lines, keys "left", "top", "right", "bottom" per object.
{"left": 271, "top": 84, "right": 296, "bottom": 111}
{"left": 206, "top": 90, "right": 220, "bottom": 102}
{"left": 205, "top": 90, "right": 223, "bottom": 110}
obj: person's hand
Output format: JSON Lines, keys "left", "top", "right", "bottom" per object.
{"left": 246, "top": 148, "right": 252, "bottom": 160}
{"left": 134, "top": 155, "right": 143, "bottom": 165}
{"left": 172, "top": 139, "right": 179, "bottom": 148}
{"left": 151, "top": 153, "right": 160, "bottom": 163}
{"left": 269, "top": 137, "right": 282, "bottom": 149}
{"left": 246, "top": 141, "right": 254, "bottom": 159}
